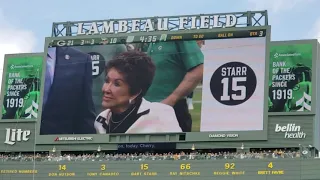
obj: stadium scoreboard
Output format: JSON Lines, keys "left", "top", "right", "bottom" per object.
{"left": 0, "top": 11, "right": 272, "bottom": 143}
{"left": 38, "top": 25, "right": 270, "bottom": 143}
{"left": 49, "top": 29, "right": 267, "bottom": 47}
{"left": 0, "top": 159, "right": 315, "bottom": 180}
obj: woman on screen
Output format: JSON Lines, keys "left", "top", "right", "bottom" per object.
{"left": 94, "top": 51, "right": 182, "bottom": 134}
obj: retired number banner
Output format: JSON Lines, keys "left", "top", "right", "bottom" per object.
{"left": 200, "top": 37, "right": 266, "bottom": 132}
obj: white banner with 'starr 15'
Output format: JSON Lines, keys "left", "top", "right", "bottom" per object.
{"left": 200, "top": 37, "right": 266, "bottom": 132}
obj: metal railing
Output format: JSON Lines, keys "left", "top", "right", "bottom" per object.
{"left": 0, "top": 151, "right": 307, "bottom": 162}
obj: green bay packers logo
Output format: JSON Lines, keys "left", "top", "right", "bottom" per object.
{"left": 210, "top": 62, "right": 257, "bottom": 106}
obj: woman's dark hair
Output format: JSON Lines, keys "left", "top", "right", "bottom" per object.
{"left": 105, "top": 51, "right": 156, "bottom": 97}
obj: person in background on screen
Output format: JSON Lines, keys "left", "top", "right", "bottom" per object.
{"left": 40, "top": 47, "right": 96, "bottom": 135}
{"left": 144, "top": 41, "right": 204, "bottom": 132}
{"left": 186, "top": 40, "right": 205, "bottom": 110}
{"left": 94, "top": 51, "right": 182, "bottom": 134}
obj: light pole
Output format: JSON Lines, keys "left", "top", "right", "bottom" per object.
{"left": 52, "top": 146, "right": 56, "bottom": 153}
{"left": 191, "top": 144, "right": 195, "bottom": 151}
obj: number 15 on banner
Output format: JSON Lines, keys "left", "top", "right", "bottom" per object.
{"left": 210, "top": 62, "right": 257, "bottom": 106}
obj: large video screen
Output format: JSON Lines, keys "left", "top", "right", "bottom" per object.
{"left": 39, "top": 30, "right": 267, "bottom": 135}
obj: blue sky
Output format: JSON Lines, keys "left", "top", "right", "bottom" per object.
{"left": 0, "top": 0, "right": 319, "bottom": 60}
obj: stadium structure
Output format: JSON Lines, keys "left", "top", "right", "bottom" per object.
{"left": 0, "top": 10, "right": 320, "bottom": 180}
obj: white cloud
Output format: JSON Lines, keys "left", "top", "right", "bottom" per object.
{"left": 0, "top": 10, "right": 36, "bottom": 87}
{"left": 308, "top": 17, "right": 320, "bottom": 42}
{"left": 247, "top": 0, "right": 314, "bottom": 13}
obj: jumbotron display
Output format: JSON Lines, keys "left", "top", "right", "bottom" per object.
{"left": 38, "top": 28, "right": 268, "bottom": 137}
